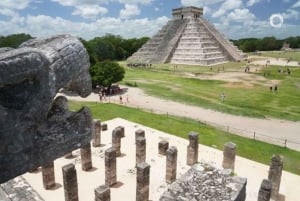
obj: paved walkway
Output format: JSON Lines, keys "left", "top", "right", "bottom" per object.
{"left": 59, "top": 85, "right": 300, "bottom": 151}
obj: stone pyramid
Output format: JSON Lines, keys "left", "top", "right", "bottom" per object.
{"left": 128, "top": 7, "right": 245, "bottom": 66}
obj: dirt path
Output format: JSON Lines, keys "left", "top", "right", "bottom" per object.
{"left": 59, "top": 86, "right": 300, "bottom": 151}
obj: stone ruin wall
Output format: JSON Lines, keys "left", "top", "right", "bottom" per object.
{"left": 160, "top": 163, "right": 247, "bottom": 201}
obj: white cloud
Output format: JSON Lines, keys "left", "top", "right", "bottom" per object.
{"left": 120, "top": 4, "right": 140, "bottom": 19}
{"left": 181, "top": 0, "right": 222, "bottom": 7}
{"left": 212, "top": 0, "right": 243, "bottom": 18}
{"left": 203, "top": 6, "right": 212, "bottom": 15}
{"left": 117, "top": 0, "right": 152, "bottom": 4}
{"left": 0, "top": 8, "right": 18, "bottom": 17}
{"left": 0, "top": 13, "right": 169, "bottom": 39}
{"left": 292, "top": 0, "right": 300, "bottom": 8}
{"left": 72, "top": 5, "right": 108, "bottom": 19}
{"left": 0, "top": 0, "right": 36, "bottom": 10}
{"left": 223, "top": 8, "right": 256, "bottom": 25}
{"left": 246, "top": 0, "right": 261, "bottom": 7}
{"left": 282, "top": 9, "right": 300, "bottom": 20}
{"left": 51, "top": 0, "right": 109, "bottom": 7}
{"left": 154, "top": 7, "right": 159, "bottom": 12}
{"left": 52, "top": 0, "right": 109, "bottom": 19}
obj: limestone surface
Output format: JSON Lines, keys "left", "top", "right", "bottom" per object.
{"left": 0, "top": 34, "right": 92, "bottom": 183}
{"left": 160, "top": 163, "right": 247, "bottom": 201}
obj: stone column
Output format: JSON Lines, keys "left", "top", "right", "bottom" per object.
{"left": 102, "top": 123, "right": 107, "bottom": 131}
{"left": 136, "top": 137, "right": 146, "bottom": 165}
{"left": 166, "top": 146, "right": 177, "bottom": 184}
{"left": 116, "top": 126, "right": 125, "bottom": 138}
{"left": 268, "top": 155, "right": 283, "bottom": 200}
{"left": 42, "top": 161, "right": 55, "bottom": 189}
{"left": 80, "top": 143, "right": 93, "bottom": 171}
{"left": 136, "top": 162, "right": 150, "bottom": 201}
{"left": 95, "top": 185, "right": 110, "bottom": 201}
{"left": 62, "top": 163, "right": 78, "bottom": 201}
{"left": 105, "top": 147, "right": 117, "bottom": 186}
{"left": 135, "top": 129, "right": 145, "bottom": 140}
{"left": 158, "top": 140, "right": 169, "bottom": 155}
{"left": 112, "top": 127, "right": 123, "bottom": 157}
{"left": 186, "top": 131, "right": 198, "bottom": 166}
{"left": 93, "top": 119, "right": 101, "bottom": 147}
{"left": 258, "top": 179, "right": 272, "bottom": 201}
{"left": 222, "top": 142, "right": 236, "bottom": 170}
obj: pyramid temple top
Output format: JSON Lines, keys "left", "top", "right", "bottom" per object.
{"left": 172, "top": 6, "right": 203, "bottom": 19}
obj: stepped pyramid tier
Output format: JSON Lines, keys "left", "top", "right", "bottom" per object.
{"left": 128, "top": 6, "right": 246, "bottom": 66}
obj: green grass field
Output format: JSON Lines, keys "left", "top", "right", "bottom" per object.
{"left": 69, "top": 102, "right": 300, "bottom": 175}
{"left": 119, "top": 62, "right": 300, "bottom": 121}
{"left": 257, "top": 51, "right": 300, "bottom": 61}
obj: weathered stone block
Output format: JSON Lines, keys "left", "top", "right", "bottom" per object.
{"left": 95, "top": 185, "right": 110, "bottom": 201}
{"left": 136, "top": 162, "right": 150, "bottom": 201}
{"left": 62, "top": 163, "right": 78, "bottom": 201}
{"left": 0, "top": 34, "right": 93, "bottom": 183}
{"left": 93, "top": 119, "right": 101, "bottom": 147}
{"left": 112, "top": 127, "right": 123, "bottom": 157}
{"left": 105, "top": 147, "right": 117, "bottom": 187}
{"left": 135, "top": 129, "right": 145, "bottom": 140}
{"left": 160, "top": 163, "right": 247, "bottom": 201}
{"left": 136, "top": 137, "right": 146, "bottom": 165}
{"left": 186, "top": 131, "right": 199, "bottom": 166}
{"left": 158, "top": 140, "right": 169, "bottom": 155}
{"left": 101, "top": 123, "right": 108, "bottom": 131}
{"left": 268, "top": 155, "right": 283, "bottom": 200}
{"left": 80, "top": 143, "right": 93, "bottom": 171}
{"left": 42, "top": 161, "right": 55, "bottom": 190}
{"left": 166, "top": 146, "right": 177, "bottom": 184}
{"left": 222, "top": 142, "right": 236, "bottom": 170}
{"left": 258, "top": 179, "right": 272, "bottom": 201}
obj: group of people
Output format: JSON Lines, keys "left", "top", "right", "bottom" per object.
{"left": 127, "top": 63, "right": 152, "bottom": 68}
{"left": 98, "top": 89, "right": 107, "bottom": 102}
{"left": 269, "top": 85, "right": 278, "bottom": 93}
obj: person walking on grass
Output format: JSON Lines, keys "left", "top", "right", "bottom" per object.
{"left": 220, "top": 92, "right": 226, "bottom": 102}
{"left": 274, "top": 85, "right": 278, "bottom": 93}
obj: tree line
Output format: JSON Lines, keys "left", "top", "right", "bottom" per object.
{"left": 231, "top": 36, "right": 300, "bottom": 52}
{"left": 2, "top": 33, "right": 300, "bottom": 59}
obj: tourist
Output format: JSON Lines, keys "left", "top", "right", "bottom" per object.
{"left": 220, "top": 92, "right": 226, "bottom": 102}
{"left": 119, "top": 96, "right": 123, "bottom": 104}
{"left": 274, "top": 85, "right": 278, "bottom": 93}
{"left": 269, "top": 86, "right": 272, "bottom": 92}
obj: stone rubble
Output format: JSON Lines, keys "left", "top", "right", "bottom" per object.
{"left": 160, "top": 163, "right": 247, "bottom": 201}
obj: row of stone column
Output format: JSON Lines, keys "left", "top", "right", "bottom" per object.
{"left": 41, "top": 124, "right": 282, "bottom": 201}
{"left": 100, "top": 128, "right": 150, "bottom": 201}
{"left": 41, "top": 142, "right": 93, "bottom": 190}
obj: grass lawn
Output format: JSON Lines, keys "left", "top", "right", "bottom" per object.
{"left": 69, "top": 102, "right": 300, "bottom": 175}
{"left": 257, "top": 51, "right": 300, "bottom": 61}
{"left": 119, "top": 62, "right": 300, "bottom": 121}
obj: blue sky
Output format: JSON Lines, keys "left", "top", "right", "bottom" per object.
{"left": 0, "top": 0, "right": 299, "bottom": 40}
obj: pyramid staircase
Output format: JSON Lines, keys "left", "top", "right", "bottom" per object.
{"left": 128, "top": 19, "right": 188, "bottom": 63}
{"left": 127, "top": 7, "right": 245, "bottom": 66}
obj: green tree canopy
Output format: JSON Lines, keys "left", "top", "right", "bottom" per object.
{"left": 89, "top": 61, "right": 125, "bottom": 88}
{"left": 0, "top": 33, "right": 32, "bottom": 48}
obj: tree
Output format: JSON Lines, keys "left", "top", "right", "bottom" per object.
{"left": 89, "top": 61, "right": 125, "bottom": 90}
{"left": 0, "top": 33, "right": 32, "bottom": 48}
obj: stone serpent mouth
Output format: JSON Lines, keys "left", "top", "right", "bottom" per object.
{"left": 0, "top": 35, "right": 93, "bottom": 183}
